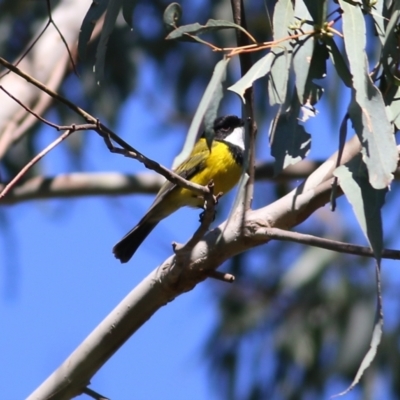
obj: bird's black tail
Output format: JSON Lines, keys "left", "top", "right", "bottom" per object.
{"left": 113, "top": 220, "right": 158, "bottom": 263}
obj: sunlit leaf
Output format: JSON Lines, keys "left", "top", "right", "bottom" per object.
{"left": 228, "top": 53, "right": 274, "bottom": 103}
{"left": 339, "top": 0, "right": 397, "bottom": 189}
{"left": 292, "top": 0, "right": 315, "bottom": 104}
{"left": 268, "top": 0, "right": 294, "bottom": 105}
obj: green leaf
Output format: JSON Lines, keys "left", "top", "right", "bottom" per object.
{"left": 94, "top": 0, "right": 124, "bottom": 85}
{"left": 348, "top": 93, "right": 397, "bottom": 190}
{"left": 166, "top": 19, "right": 250, "bottom": 41}
{"left": 228, "top": 53, "right": 274, "bottom": 103}
{"left": 78, "top": 0, "right": 110, "bottom": 62}
{"left": 303, "top": 0, "right": 327, "bottom": 26}
{"left": 333, "top": 155, "right": 386, "bottom": 261}
{"left": 163, "top": 2, "right": 182, "bottom": 31}
{"left": 172, "top": 58, "right": 230, "bottom": 169}
{"left": 292, "top": 0, "right": 315, "bottom": 104}
{"left": 386, "top": 84, "right": 400, "bottom": 130}
{"left": 369, "top": 0, "right": 385, "bottom": 44}
{"left": 268, "top": 0, "right": 294, "bottom": 105}
{"left": 324, "top": 37, "right": 352, "bottom": 88}
{"left": 381, "top": 1, "right": 400, "bottom": 85}
{"left": 334, "top": 264, "right": 383, "bottom": 397}
{"left": 270, "top": 91, "right": 311, "bottom": 174}
{"left": 339, "top": 0, "right": 397, "bottom": 189}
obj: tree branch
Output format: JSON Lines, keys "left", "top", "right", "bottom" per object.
{"left": 28, "top": 133, "right": 377, "bottom": 400}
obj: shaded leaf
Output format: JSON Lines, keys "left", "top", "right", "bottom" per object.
{"left": 385, "top": 84, "right": 400, "bottom": 130}
{"left": 370, "top": 0, "right": 386, "bottom": 44}
{"left": 303, "top": 0, "right": 327, "bottom": 26}
{"left": 324, "top": 37, "right": 352, "bottom": 88}
{"left": 94, "top": 0, "right": 124, "bottom": 84}
{"left": 122, "top": 0, "right": 137, "bottom": 27}
{"left": 302, "top": 41, "right": 328, "bottom": 105}
{"left": 340, "top": 0, "right": 397, "bottom": 189}
{"left": 268, "top": 0, "right": 294, "bottom": 105}
{"left": 270, "top": 91, "right": 311, "bottom": 175}
{"left": 172, "top": 58, "right": 230, "bottom": 168}
{"left": 78, "top": 0, "right": 110, "bottom": 62}
{"left": 228, "top": 53, "right": 274, "bottom": 103}
{"left": 333, "top": 155, "right": 386, "bottom": 261}
{"left": 280, "top": 247, "right": 337, "bottom": 291}
{"left": 334, "top": 264, "right": 383, "bottom": 397}
{"left": 381, "top": 1, "right": 400, "bottom": 86}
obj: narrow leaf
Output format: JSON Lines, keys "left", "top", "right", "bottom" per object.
{"left": 333, "top": 156, "right": 386, "bottom": 261}
{"left": 334, "top": 263, "right": 383, "bottom": 397}
{"left": 122, "top": 0, "right": 137, "bottom": 27}
{"left": 228, "top": 53, "right": 274, "bottom": 103}
{"left": 166, "top": 19, "right": 251, "bottom": 41}
{"left": 381, "top": 1, "right": 400, "bottom": 85}
{"left": 292, "top": 0, "right": 315, "bottom": 103}
{"left": 268, "top": 0, "right": 294, "bottom": 105}
{"left": 78, "top": 0, "right": 110, "bottom": 62}
{"left": 324, "top": 37, "right": 352, "bottom": 88}
{"left": 172, "top": 58, "right": 230, "bottom": 168}
{"left": 370, "top": 0, "right": 385, "bottom": 44}
{"left": 94, "top": 0, "right": 123, "bottom": 84}
{"left": 339, "top": 0, "right": 397, "bottom": 189}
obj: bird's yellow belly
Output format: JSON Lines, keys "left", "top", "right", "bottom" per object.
{"left": 174, "top": 148, "right": 242, "bottom": 208}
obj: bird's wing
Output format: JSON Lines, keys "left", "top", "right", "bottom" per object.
{"left": 151, "top": 139, "right": 211, "bottom": 205}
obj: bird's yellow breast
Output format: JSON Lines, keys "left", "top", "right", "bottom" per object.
{"left": 172, "top": 140, "right": 242, "bottom": 208}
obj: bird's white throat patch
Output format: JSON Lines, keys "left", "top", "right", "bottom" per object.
{"left": 223, "top": 126, "right": 245, "bottom": 150}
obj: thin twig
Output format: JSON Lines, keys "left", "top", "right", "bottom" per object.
{"left": 205, "top": 270, "right": 235, "bottom": 283}
{"left": 0, "top": 129, "right": 75, "bottom": 199}
{"left": 44, "top": 0, "right": 78, "bottom": 76}
{"left": 0, "top": 86, "right": 95, "bottom": 132}
{"left": 259, "top": 227, "right": 400, "bottom": 260}
{"left": 0, "top": 57, "right": 212, "bottom": 201}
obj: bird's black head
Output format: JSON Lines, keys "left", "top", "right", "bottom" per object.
{"left": 213, "top": 115, "right": 244, "bottom": 140}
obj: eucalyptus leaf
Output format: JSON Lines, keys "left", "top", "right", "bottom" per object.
{"left": 78, "top": 0, "right": 110, "bottom": 62}
{"left": 270, "top": 91, "right": 311, "bottom": 175}
{"left": 166, "top": 19, "right": 250, "bottom": 41}
{"left": 333, "top": 155, "right": 386, "bottom": 261}
{"left": 228, "top": 53, "right": 274, "bottom": 103}
{"left": 324, "top": 37, "right": 352, "bottom": 88}
{"left": 292, "top": 0, "right": 315, "bottom": 104}
{"left": 122, "top": 0, "right": 137, "bottom": 27}
{"left": 172, "top": 58, "right": 230, "bottom": 169}
{"left": 340, "top": 0, "right": 397, "bottom": 189}
{"left": 268, "top": 0, "right": 294, "bottom": 105}
{"left": 163, "top": 2, "right": 182, "bottom": 31}
{"left": 94, "top": 0, "right": 124, "bottom": 84}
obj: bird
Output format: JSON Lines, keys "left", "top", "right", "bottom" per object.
{"left": 113, "top": 115, "right": 245, "bottom": 263}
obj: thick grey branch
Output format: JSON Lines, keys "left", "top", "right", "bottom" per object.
{"left": 28, "top": 135, "right": 369, "bottom": 400}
